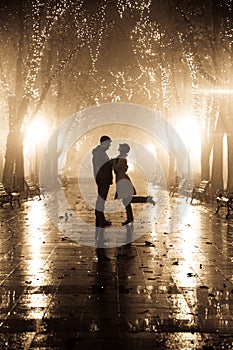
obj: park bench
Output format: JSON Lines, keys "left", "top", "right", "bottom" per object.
{"left": 25, "top": 179, "right": 42, "bottom": 200}
{"left": 169, "top": 178, "right": 187, "bottom": 197}
{"left": 0, "top": 183, "right": 21, "bottom": 208}
{"left": 215, "top": 189, "right": 233, "bottom": 219}
{"left": 190, "top": 180, "right": 210, "bottom": 204}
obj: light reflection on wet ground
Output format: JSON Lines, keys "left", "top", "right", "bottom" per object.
{"left": 0, "top": 185, "right": 233, "bottom": 349}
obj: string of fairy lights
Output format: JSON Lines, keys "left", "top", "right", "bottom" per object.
{"left": 25, "top": 0, "right": 71, "bottom": 98}
{"left": 129, "top": 12, "right": 179, "bottom": 114}
{"left": 0, "top": 0, "right": 232, "bottom": 132}
{"left": 172, "top": 0, "right": 233, "bottom": 135}
{"left": 87, "top": 0, "right": 109, "bottom": 73}
{"left": 117, "top": 0, "right": 152, "bottom": 18}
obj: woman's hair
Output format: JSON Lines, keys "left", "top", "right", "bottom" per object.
{"left": 119, "top": 143, "right": 130, "bottom": 154}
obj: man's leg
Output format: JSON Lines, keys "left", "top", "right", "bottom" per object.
{"left": 95, "top": 183, "right": 110, "bottom": 227}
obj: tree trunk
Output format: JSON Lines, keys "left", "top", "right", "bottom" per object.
{"left": 2, "top": 131, "right": 25, "bottom": 191}
{"left": 14, "top": 132, "right": 25, "bottom": 191}
{"left": 3, "top": 95, "right": 29, "bottom": 192}
{"left": 40, "top": 130, "right": 59, "bottom": 190}
{"left": 0, "top": 150, "right": 4, "bottom": 182}
{"left": 227, "top": 132, "right": 233, "bottom": 190}
{"left": 201, "top": 136, "right": 211, "bottom": 180}
{"left": 2, "top": 133, "right": 15, "bottom": 189}
{"left": 211, "top": 117, "right": 224, "bottom": 194}
{"left": 201, "top": 100, "right": 215, "bottom": 181}
{"left": 168, "top": 155, "right": 176, "bottom": 186}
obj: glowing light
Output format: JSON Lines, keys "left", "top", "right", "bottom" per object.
{"left": 24, "top": 117, "right": 50, "bottom": 159}
{"left": 24, "top": 118, "right": 50, "bottom": 181}
{"left": 24, "top": 118, "right": 49, "bottom": 145}
{"left": 176, "top": 117, "right": 199, "bottom": 146}
{"left": 146, "top": 143, "right": 156, "bottom": 154}
{"left": 175, "top": 115, "right": 201, "bottom": 172}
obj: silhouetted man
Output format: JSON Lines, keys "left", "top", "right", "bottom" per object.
{"left": 92, "top": 135, "right": 113, "bottom": 227}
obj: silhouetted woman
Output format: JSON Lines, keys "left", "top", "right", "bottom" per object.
{"left": 113, "top": 143, "right": 155, "bottom": 226}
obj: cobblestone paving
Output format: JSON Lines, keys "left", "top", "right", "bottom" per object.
{"left": 0, "top": 184, "right": 233, "bottom": 349}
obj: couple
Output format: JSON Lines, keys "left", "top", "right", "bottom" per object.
{"left": 92, "top": 135, "right": 155, "bottom": 228}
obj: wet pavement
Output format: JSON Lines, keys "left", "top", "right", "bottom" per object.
{"left": 0, "top": 184, "right": 233, "bottom": 349}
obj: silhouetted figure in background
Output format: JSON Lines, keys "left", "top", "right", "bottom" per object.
{"left": 113, "top": 143, "right": 155, "bottom": 226}
{"left": 92, "top": 135, "right": 113, "bottom": 228}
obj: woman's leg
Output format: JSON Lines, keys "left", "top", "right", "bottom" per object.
{"left": 122, "top": 197, "right": 134, "bottom": 225}
{"left": 131, "top": 196, "right": 147, "bottom": 203}
{"left": 131, "top": 196, "right": 155, "bottom": 205}
{"left": 122, "top": 195, "right": 156, "bottom": 226}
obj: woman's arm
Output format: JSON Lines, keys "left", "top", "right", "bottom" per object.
{"left": 114, "top": 158, "right": 128, "bottom": 173}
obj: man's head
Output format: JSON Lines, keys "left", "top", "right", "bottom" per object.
{"left": 100, "top": 135, "right": 112, "bottom": 150}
